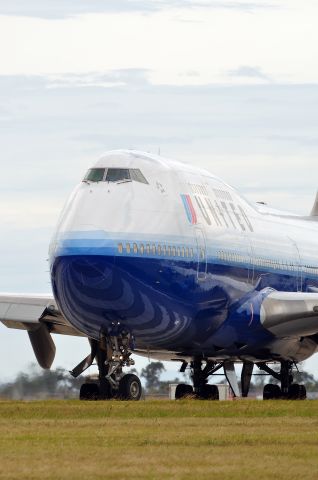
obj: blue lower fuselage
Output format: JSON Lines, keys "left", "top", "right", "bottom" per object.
{"left": 51, "top": 236, "right": 317, "bottom": 362}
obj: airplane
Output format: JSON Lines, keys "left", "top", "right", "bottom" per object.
{"left": 1, "top": 149, "right": 318, "bottom": 401}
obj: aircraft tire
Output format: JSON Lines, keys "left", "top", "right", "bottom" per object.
{"left": 288, "top": 383, "right": 307, "bottom": 400}
{"left": 80, "top": 382, "right": 100, "bottom": 400}
{"left": 263, "top": 384, "right": 281, "bottom": 400}
{"left": 200, "top": 384, "right": 219, "bottom": 400}
{"left": 99, "top": 378, "right": 113, "bottom": 399}
{"left": 118, "top": 374, "right": 142, "bottom": 400}
{"left": 175, "top": 384, "right": 193, "bottom": 399}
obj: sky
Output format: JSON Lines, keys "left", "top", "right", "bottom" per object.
{"left": 1, "top": 0, "right": 318, "bottom": 383}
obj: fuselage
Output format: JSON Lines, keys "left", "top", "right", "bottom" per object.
{"left": 49, "top": 150, "right": 318, "bottom": 363}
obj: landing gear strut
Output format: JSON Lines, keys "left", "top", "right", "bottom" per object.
{"left": 72, "top": 327, "right": 142, "bottom": 401}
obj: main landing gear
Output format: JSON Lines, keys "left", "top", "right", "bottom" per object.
{"left": 71, "top": 328, "right": 142, "bottom": 401}
{"left": 259, "top": 361, "right": 307, "bottom": 400}
{"left": 175, "top": 357, "right": 223, "bottom": 400}
{"left": 174, "top": 358, "right": 307, "bottom": 401}
{"left": 175, "top": 357, "right": 249, "bottom": 400}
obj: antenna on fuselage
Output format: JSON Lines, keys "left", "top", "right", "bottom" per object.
{"left": 158, "top": 147, "right": 161, "bottom": 156}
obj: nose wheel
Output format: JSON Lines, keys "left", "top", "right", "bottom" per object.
{"left": 71, "top": 329, "right": 143, "bottom": 401}
{"left": 118, "top": 374, "right": 142, "bottom": 400}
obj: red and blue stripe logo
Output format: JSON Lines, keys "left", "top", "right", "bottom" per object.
{"left": 180, "top": 194, "right": 197, "bottom": 224}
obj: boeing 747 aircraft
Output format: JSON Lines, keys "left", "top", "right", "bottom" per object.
{"left": 1, "top": 150, "right": 318, "bottom": 400}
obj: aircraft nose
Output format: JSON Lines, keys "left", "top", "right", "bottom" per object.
{"left": 51, "top": 253, "right": 117, "bottom": 338}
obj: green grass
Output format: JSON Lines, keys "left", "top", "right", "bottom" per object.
{"left": 1, "top": 400, "right": 318, "bottom": 479}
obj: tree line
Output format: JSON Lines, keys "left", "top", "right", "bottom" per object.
{"left": 1, "top": 362, "right": 317, "bottom": 399}
{"left": 0, "top": 362, "right": 176, "bottom": 400}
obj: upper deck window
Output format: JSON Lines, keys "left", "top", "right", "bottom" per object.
{"left": 84, "top": 168, "right": 105, "bottom": 182}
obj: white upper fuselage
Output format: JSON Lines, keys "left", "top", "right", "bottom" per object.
{"left": 50, "top": 149, "right": 318, "bottom": 284}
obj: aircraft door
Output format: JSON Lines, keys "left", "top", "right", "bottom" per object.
{"left": 194, "top": 226, "right": 207, "bottom": 281}
{"left": 230, "top": 234, "right": 253, "bottom": 285}
{"left": 289, "top": 237, "right": 302, "bottom": 292}
{"left": 245, "top": 235, "right": 254, "bottom": 285}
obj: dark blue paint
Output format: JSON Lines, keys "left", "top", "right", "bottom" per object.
{"left": 52, "top": 252, "right": 303, "bottom": 360}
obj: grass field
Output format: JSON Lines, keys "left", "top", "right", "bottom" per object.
{"left": 1, "top": 400, "right": 318, "bottom": 480}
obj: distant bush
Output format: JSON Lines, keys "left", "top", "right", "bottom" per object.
{"left": 0, "top": 364, "right": 84, "bottom": 400}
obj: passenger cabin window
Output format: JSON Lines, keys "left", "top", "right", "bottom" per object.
{"left": 84, "top": 168, "right": 105, "bottom": 182}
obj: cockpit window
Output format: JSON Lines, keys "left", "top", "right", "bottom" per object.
{"left": 106, "top": 168, "right": 149, "bottom": 184}
{"left": 84, "top": 168, "right": 105, "bottom": 182}
{"left": 83, "top": 167, "right": 148, "bottom": 184}
{"left": 106, "top": 168, "right": 131, "bottom": 182}
{"left": 130, "top": 169, "right": 148, "bottom": 184}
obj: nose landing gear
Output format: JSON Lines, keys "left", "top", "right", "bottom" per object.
{"left": 72, "top": 329, "right": 142, "bottom": 401}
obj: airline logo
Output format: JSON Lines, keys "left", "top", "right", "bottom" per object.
{"left": 180, "top": 194, "right": 197, "bottom": 224}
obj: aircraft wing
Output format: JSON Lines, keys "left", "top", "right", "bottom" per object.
{"left": 261, "top": 291, "right": 318, "bottom": 337}
{"left": 0, "top": 293, "right": 84, "bottom": 369}
{"left": 0, "top": 293, "right": 83, "bottom": 336}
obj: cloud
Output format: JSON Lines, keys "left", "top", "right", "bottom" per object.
{"left": 1, "top": 74, "right": 317, "bottom": 200}
{"left": 227, "top": 65, "right": 272, "bottom": 82}
{"left": 0, "top": 0, "right": 153, "bottom": 18}
{"left": 0, "top": 104, "right": 11, "bottom": 120}
{"left": 0, "top": 3, "right": 311, "bottom": 85}
{"left": 265, "top": 134, "right": 318, "bottom": 148}
{"left": 47, "top": 69, "right": 150, "bottom": 89}
{"left": 179, "top": 70, "right": 201, "bottom": 78}
{"left": 0, "top": 0, "right": 275, "bottom": 19}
